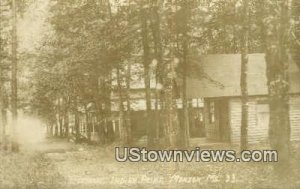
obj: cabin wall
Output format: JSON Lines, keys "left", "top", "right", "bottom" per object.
{"left": 229, "top": 97, "right": 268, "bottom": 144}
{"left": 290, "top": 95, "right": 300, "bottom": 141}
{"left": 229, "top": 95, "right": 300, "bottom": 144}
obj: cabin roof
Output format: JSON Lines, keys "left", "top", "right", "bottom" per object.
{"left": 187, "top": 53, "right": 300, "bottom": 98}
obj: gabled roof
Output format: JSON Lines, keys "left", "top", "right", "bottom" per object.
{"left": 187, "top": 53, "right": 300, "bottom": 98}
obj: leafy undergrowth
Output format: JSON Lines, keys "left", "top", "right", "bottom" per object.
{"left": 0, "top": 151, "right": 65, "bottom": 189}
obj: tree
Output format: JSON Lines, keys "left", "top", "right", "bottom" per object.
{"left": 173, "top": 0, "right": 196, "bottom": 147}
{"left": 291, "top": 0, "right": 300, "bottom": 67}
{"left": 149, "top": 1, "right": 163, "bottom": 144}
{"left": 240, "top": 0, "right": 249, "bottom": 150}
{"left": 263, "top": 0, "right": 291, "bottom": 174}
{"left": 139, "top": 1, "right": 154, "bottom": 146}
{"left": 0, "top": 0, "right": 10, "bottom": 150}
{"left": 180, "top": 2, "right": 191, "bottom": 147}
{"left": 11, "top": 0, "right": 19, "bottom": 152}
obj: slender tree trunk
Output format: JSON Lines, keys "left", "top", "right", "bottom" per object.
{"left": 233, "top": 0, "right": 238, "bottom": 53}
{"left": 240, "top": 0, "right": 249, "bottom": 150}
{"left": 11, "top": 0, "right": 18, "bottom": 152}
{"left": 116, "top": 67, "right": 127, "bottom": 144}
{"left": 265, "top": 0, "right": 290, "bottom": 174}
{"left": 74, "top": 96, "right": 80, "bottom": 142}
{"left": 125, "top": 62, "right": 132, "bottom": 144}
{"left": 59, "top": 117, "right": 63, "bottom": 137}
{"left": 103, "top": 74, "right": 112, "bottom": 144}
{"left": 161, "top": 1, "right": 181, "bottom": 148}
{"left": 150, "top": 1, "right": 163, "bottom": 145}
{"left": 1, "top": 109, "right": 7, "bottom": 148}
{"left": 64, "top": 114, "right": 69, "bottom": 137}
{"left": 50, "top": 122, "right": 54, "bottom": 137}
{"left": 153, "top": 1, "right": 163, "bottom": 145}
{"left": 0, "top": 11, "right": 4, "bottom": 149}
{"left": 0, "top": 79, "right": 4, "bottom": 148}
{"left": 54, "top": 123, "right": 58, "bottom": 137}
{"left": 54, "top": 98, "right": 59, "bottom": 137}
{"left": 154, "top": 85, "right": 161, "bottom": 142}
{"left": 95, "top": 77, "right": 104, "bottom": 144}
{"left": 0, "top": 70, "right": 2, "bottom": 148}
{"left": 59, "top": 98, "right": 64, "bottom": 137}
{"left": 64, "top": 98, "right": 69, "bottom": 137}
{"left": 291, "top": 0, "right": 300, "bottom": 65}
{"left": 164, "top": 62, "right": 180, "bottom": 147}
{"left": 86, "top": 110, "right": 91, "bottom": 142}
{"left": 181, "top": 2, "right": 190, "bottom": 147}
{"left": 2, "top": 93, "right": 8, "bottom": 150}
{"left": 140, "top": 4, "right": 153, "bottom": 146}
{"left": 182, "top": 45, "right": 190, "bottom": 147}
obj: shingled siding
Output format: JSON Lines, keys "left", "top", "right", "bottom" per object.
{"left": 290, "top": 95, "right": 300, "bottom": 141}
{"left": 229, "top": 95, "right": 300, "bottom": 144}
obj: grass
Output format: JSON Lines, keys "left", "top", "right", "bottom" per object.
{"left": 0, "top": 151, "right": 64, "bottom": 189}
{"left": 0, "top": 140, "right": 300, "bottom": 188}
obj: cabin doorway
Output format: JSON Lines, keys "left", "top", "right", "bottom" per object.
{"left": 189, "top": 108, "right": 205, "bottom": 138}
{"left": 216, "top": 99, "right": 230, "bottom": 142}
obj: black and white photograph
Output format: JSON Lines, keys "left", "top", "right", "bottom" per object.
{"left": 0, "top": 0, "right": 300, "bottom": 188}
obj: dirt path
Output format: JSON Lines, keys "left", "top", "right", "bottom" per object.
{"left": 37, "top": 139, "right": 300, "bottom": 189}
{"left": 3, "top": 139, "right": 298, "bottom": 189}
{"left": 38, "top": 139, "right": 216, "bottom": 189}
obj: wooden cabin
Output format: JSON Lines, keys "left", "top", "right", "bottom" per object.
{"left": 187, "top": 54, "right": 300, "bottom": 144}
